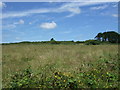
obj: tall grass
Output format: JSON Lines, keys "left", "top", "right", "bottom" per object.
{"left": 2, "top": 44, "right": 119, "bottom": 88}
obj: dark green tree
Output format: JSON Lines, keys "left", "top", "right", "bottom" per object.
{"left": 50, "top": 38, "right": 55, "bottom": 41}
{"left": 95, "top": 33, "right": 103, "bottom": 41}
{"left": 95, "top": 31, "right": 120, "bottom": 43}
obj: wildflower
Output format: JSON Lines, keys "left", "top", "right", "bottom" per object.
{"left": 63, "top": 72, "right": 68, "bottom": 76}
{"left": 106, "top": 86, "right": 108, "bottom": 88}
{"left": 106, "top": 72, "right": 109, "bottom": 74}
{"left": 54, "top": 75, "right": 57, "bottom": 78}
{"left": 58, "top": 77, "right": 61, "bottom": 79}
{"left": 63, "top": 80, "right": 66, "bottom": 82}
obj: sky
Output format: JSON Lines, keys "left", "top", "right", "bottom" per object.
{"left": 1, "top": 1, "right": 118, "bottom": 43}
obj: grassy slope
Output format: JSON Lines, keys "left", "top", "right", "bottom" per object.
{"left": 2, "top": 44, "right": 119, "bottom": 88}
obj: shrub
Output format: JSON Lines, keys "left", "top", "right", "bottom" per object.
{"left": 85, "top": 40, "right": 101, "bottom": 45}
{"left": 8, "top": 67, "right": 39, "bottom": 88}
{"left": 7, "top": 56, "right": 118, "bottom": 88}
{"left": 76, "top": 41, "right": 84, "bottom": 44}
{"left": 50, "top": 41, "right": 61, "bottom": 44}
{"left": 8, "top": 66, "right": 118, "bottom": 88}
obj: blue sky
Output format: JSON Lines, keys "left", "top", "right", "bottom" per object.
{"left": 1, "top": 2, "right": 118, "bottom": 43}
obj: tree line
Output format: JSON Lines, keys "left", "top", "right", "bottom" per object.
{"left": 2, "top": 31, "right": 120, "bottom": 45}
{"left": 95, "top": 31, "right": 120, "bottom": 43}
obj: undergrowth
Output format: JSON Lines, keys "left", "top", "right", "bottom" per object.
{"left": 5, "top": 57, "right": 119, "bottom": 89}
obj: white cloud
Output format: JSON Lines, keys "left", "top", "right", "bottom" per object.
{"left": 90, "top": 5, "right": 108, "bottom": 10}
{"left": 65, "top": 7, "right": 81, "bottom": 17}
{"left": 106, "top": 29, "right": 117, "bottom": 32}
{"left": 19, "top": 19, "right": 24, "bottom": 24}
{"left": 14, "top": 19, "right": 24, "bottom": 25}
{"left": 2, "top": 1, "right": 119, "bottom": 19}
{"left": 66, "top": 14, "right": 75, "bottom": 17}
{"left": 3, "top": 19, "right": 24, "bottom": 30}
{"left": 112, "top": 14, "right": 118, "bottom": 17}
{"left": 0, "top": 2, "right": 6, "bottom": 8}
{"left": 40, "top": 21, "right": 57, "bottom": 29}
{"left": 1, "top": 2, "right": 108, "bottom": 19}
{"left": 2, "top": 4, "right": 81, "bottom": 18}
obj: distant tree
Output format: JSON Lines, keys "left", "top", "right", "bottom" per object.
{"left": 50, "top": 38, "right": 55, "bottom": 41}
{"left": 95, "top": 33, "right": 103, "bottom": 41}
{"left": 71, "top": 40, "right": 74, "bottom": 42}
{"left": 107, "top": 31, "right": 119, "bottom": 43}
{"left": 95, "top": 31, "right": 120, "bottom": 43}
{"left": 50, "top": 38, "right": 60, "bottom": 44}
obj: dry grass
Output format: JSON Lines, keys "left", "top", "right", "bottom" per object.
{"left": 2, "top": 44, "right": 118, "bottom": 87}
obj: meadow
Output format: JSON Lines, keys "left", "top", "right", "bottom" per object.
{"left": 2, "top": 44, "right": 119, "bottom": 88}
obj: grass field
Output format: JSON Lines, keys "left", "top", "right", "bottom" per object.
{"left": 2, "top": 44, "right": 119, "bottom": 88}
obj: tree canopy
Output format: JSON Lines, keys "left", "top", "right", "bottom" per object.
{"left": 50, "top": 38, "right": 55, "bottom": 41}
{"left": 95, "top": 31, "right": 120, "bottom": 43}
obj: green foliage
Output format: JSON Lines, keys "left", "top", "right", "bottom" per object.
{"left": 40, "top": 72, "right": 78, "bottom": 88}
{"left": 79, "top": 70, "right": 118, "bottom": 88}
{"left": 75, "top": 41, "right": 84, "bottom": 44}
{"left": 9, "top": 67, "right": 40, "bottom": 88}
{"left": 85, "top": 40, "right": 101, "bottom": 45}
{"left": 50, "top": 41, "right": 61, "bottom": 44}
{"left": 2, "top": 40, "right": 80, "bottom": 45}
{"left": 3, "top": 45, "right": 119, "bottom": 89}
{"left": 8, "top": 68, "right": 118, "bottom": 88}
{"left": 20, "top": 41, "right": 31, "bottom": 43}
{"left": 2, "top": 31, "right": 120, "bottom": 45}
{"left": 95, "top": 31, "right": 120, "bottom": 43}
{"left": 50, "top": 38, "right": 55, "bottom": 41}
{"left": 8, "top": 57, "right": 118, "bottom": 88}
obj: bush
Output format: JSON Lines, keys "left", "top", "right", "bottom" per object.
{"left": 85, "top": 40, "right": 101, "bottom": 45}
{"left": 8, "top": 67, "right": 39, "bottom": 88}
{"left": 8, "top": 70, "right": 118, "bottom": 88}
{"left": 8, "top": 59, "right": 118, "bottom": 88}
{"left": 50, "top": 41, "right": 61, "bottom": 44}
{"left": 76, "top": 41, "right": 84, "bottom": 44}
